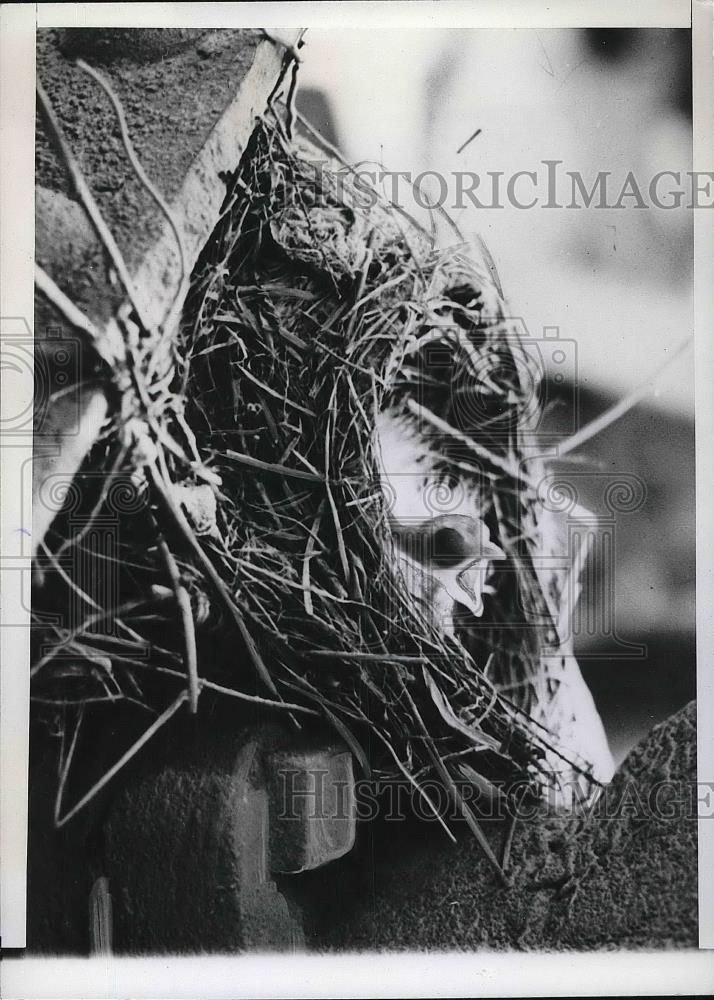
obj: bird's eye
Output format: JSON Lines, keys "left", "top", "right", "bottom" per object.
{"left": 430, "top": 526, "right": 470, "bottom": 567}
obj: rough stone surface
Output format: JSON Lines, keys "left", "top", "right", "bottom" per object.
{"left": 102, "top": 732, "right": 304, "bottom": 954}
{"left": 97, "top": 725, "right": 359, "bottom": 951}
{"left": 33, "top": 28, "right": 288, "bottom": 552}
{"left": 317, "top": 701, "right": 698, "bottom": 951}
{"left": 58, "top": 28, "right": 207, "bottom": 63}
{"left": 36, "top": 27, "right": 264, "bottom": 318}
{"left": 35, "top": 185, "right": 110, "bottom": 324}
{"left": 27, "top": 707, "right": 310, "bottom": 954}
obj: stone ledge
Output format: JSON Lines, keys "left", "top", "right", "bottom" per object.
{"left": 33, "top": 28, "right": 293, "bottom": 552}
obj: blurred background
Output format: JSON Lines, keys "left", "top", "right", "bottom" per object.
{"left": 297, "top": 28, "right": 694, "bottom": 763}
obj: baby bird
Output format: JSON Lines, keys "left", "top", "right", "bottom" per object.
{"left": 375, "top": 407, "right": 504, "bottom": 635}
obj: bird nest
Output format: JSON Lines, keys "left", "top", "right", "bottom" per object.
{"left": 32, "top": 113, "right": 596, "bottom": 866}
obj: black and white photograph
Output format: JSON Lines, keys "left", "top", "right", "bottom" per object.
{"left": 1, "top": 1, "right": 713, "bottom": 996}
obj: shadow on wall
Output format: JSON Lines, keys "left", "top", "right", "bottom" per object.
{"left": 296, "top": 87, "right": 341, "bottom": 149}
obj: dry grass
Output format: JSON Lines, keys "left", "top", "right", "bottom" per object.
{"left": 33, "top": 109, "right": 599, "bottom": 872}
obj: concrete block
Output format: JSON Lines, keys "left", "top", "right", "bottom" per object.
{"left": 92, "top": 718, "right": 356, "bottom": 952}
{"left": 266, "top": 745, "right": 356, "bottom": 874}
{"left": 101, "top": 734, "right": 305, "bottom": 953}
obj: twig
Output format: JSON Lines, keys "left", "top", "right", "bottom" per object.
{"left": 284, "top": 54, "right": 301, "bottom": 139}
{"left": 372, "top": 727, "right": 457, "bottom": 844}
{"left": 54, "top": 706, "right": 84, "bottom": 825}
{"left": 501, "top": 810, "right": 518, "bottom": 872}
{"left": 148, "top": 456, "right": 283, "bottom": 702}
{"left": 324, "top": 398, "right": 351, "bottom": 585}
{"left": 401, "top": 679, "right": 507, "bottom": 882}
{"left": 261, "top": 28, "right": 306, "bottom": 64}
{"left": 36, "top": 78, "right": 151, "bottom": 334}
{"left": 308, "top": 650, "right": 429, "bottom": 663}
{"left": 55, "top": 689, "right": 189, "bottom": 827}
{"left": 224, "top": 448, "right": 323, "bottom": 482}
{"left": 302, "top": 506, "right": 322, "bottom": 616}
{"left": 406, "top": 398, "right": 537, "bottom": 487}
{"left": 456, "top": 127, "right": 482, "bottom": 155}
{"left": 265, "top": 39, "right": 301, "bottom": 143}
{"left": 31, "top": 599, "right": 152, "bottom": 677}
{"left": 557, "top": 336, "right": 693, "bottom": 456}
{"left": 75, "top": 59, "right": 188, "bottom": 341}
{"left": 124, "top": 659, "right": 319, "bottom": 716}
{"left": 39, "top": 539, "right": 147, "bottom": 650}
{"left": 34, "top": 264, "right": 117, "bottom": 368}
{"left": 158, "top": 539, "right": 199, "bottom": 713}
{"left": 54, "top": 443, "right": 130, "bottom": 560}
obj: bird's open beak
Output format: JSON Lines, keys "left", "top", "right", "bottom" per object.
{"left": 428, "top": 516, "right": 505, "bottom": 618}
{"left": 436, "top": 556, "right": 504, "bottom": 619}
